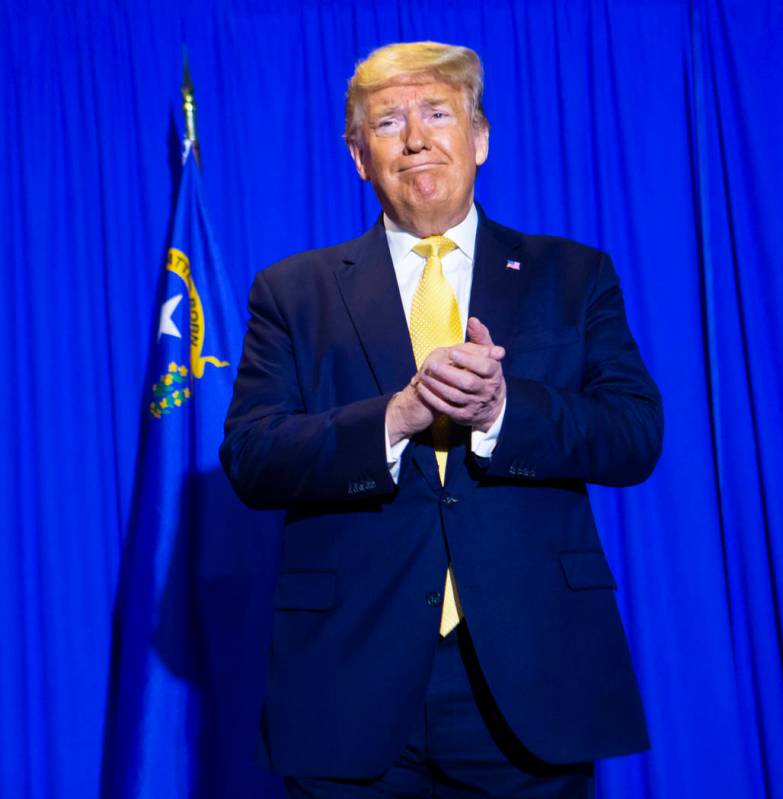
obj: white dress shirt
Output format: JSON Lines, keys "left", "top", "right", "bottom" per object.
{"left": 383, "top": 204, "right": 506, "bottom": 482}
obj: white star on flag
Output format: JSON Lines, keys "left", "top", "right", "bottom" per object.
{"left": 158, "top": 294, "right": 183, "bottom": 340}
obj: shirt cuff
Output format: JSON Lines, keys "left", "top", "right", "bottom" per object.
{"left": 470, "top": 397, "right": 506, "bottom": 458}
{"left": 385, "top": 424, "right": 410, "bottom": 485}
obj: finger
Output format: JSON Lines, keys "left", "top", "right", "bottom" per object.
{"left": 448, "top": 349, "right": 503, "bottom": 379}
{"left": 419, "top": 372, "right": 474, "bottom": 406}
{"left": 467, "top": 316, "right": 493, "bottom": 347}
{"left": 419, "top": 346, "right": 455, "bottom": 374}
{"left": 418, "top": 380, "right": 481, "bottom": 427}
{"left": 449, "top": 341, "right": 493, "bottom": 360}
{"left": 424, "top": 360, "right": 484, "bottom": 393}
{"left": 467, "top": 319, "right": 506, "bottom": 361}
{"left": 416, "top": 379, "right": 464, "bottom": 418}
{"left": 449, "top": 341, "right": 505, "bottom": 362}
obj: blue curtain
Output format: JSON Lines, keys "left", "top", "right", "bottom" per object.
{"left": 1, "top": 1, "right": 781, "bottom": 797}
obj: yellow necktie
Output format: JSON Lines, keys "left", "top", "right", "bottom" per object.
{"left": 410, "top": 236, "right": 464, "bottom": 637}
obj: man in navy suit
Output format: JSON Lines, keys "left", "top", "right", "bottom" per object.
{"left": 221, "top": 41, "right": 662, "bottom": 798}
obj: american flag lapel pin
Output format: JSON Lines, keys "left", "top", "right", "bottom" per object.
{"left": 505, "top": 259, "right": 521, "bottom": 271}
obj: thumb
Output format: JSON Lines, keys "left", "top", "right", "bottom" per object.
{"left": 467, "top": 317, "right": 505, "bottom": 360}
{"left": 467, "top": 316, "right": 493, "bottom": 346}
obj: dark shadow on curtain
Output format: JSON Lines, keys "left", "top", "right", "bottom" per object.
{"left": 155, "top": 468, "right": 283, "bottom": 799}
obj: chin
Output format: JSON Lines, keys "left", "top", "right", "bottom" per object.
{"left": 419, "top": 194, "right": 467, "bottom": 220}
{"left": 407, "top": 186, "right": 454, "bottom": 210}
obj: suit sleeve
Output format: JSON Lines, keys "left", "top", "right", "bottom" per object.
{"left": 486, "top": 253, "right": 663, "bottom": 487}
{"left": 220, "top": 269, "right": 397, "bottom": 510}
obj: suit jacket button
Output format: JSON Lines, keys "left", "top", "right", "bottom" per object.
{"left": 426, "top": 591, "right": 442, "bottom": 607}
{"left": 441, "top": 495, "right": 458, "bottom": 505}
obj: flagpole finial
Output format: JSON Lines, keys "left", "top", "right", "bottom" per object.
{"left": 181, "top": 47, "right": 201, "bottom": 168}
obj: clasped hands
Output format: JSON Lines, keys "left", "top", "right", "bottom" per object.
{"left": 386, "top": 317, "right": 507, "bottom": 446}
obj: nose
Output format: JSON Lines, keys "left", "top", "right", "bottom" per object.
{"left": 403, "top": 116, "right": 430, "bottom": 154}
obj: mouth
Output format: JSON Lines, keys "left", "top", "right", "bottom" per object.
{"left": 398, "top": 162, "right": 447, "bottom": 173}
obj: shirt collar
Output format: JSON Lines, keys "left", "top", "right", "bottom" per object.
{"left": 383, "top": 203, "right": 478, "bottom": 268}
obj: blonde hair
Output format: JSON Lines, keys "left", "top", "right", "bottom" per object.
{"left": 344, "top": 41, "right": 487, "bottom": 145}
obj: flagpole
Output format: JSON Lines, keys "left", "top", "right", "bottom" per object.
{"left": 181, "top": 48, "right": 200, "bottom": 168}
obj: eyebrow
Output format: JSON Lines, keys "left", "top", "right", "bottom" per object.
{"left": 370, "top": 96, "right": 454, "bottom": 116}
{"left": 420, "top": 97, "right": 452, "bottom": 108}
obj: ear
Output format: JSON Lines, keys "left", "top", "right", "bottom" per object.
{"left": 473, "top": 121, "right": 489, "bottom": 167}
{"left": 348, "top": 141, "right": 369, "bottom": 181}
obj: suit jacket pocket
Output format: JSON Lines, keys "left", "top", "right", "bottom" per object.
{"left": 274, "top": 571, "right": 337, "bottom": 610}
{"left": 511, "top": 325, "right": 580, "bottom": 353}
{"left": 559, "top": 551, "right": 617, "bottom": 590}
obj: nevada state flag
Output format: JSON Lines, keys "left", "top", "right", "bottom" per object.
{"left": 101, "top": 148, "right": 279, "bottom": 798}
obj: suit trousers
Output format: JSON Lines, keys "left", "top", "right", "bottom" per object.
{"left": 284, "top": 624, "right": 594, "bottom": 798}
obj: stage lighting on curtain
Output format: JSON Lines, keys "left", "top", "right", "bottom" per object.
{"left": 100, "top": 55, "right": 245, "bottom": 797}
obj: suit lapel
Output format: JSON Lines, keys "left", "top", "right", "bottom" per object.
{"left": 445, "top": 210, "right": 530, "bottom": 486}
{"left": 334, "top": 221, "right": 415, "bottom": 395}
{"left": 466, "top": 209, "right": 529, "bottom": 351}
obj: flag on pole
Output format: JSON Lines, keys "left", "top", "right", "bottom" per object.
{"left": 100, "top": 62, "right": 250, "bottom": 797}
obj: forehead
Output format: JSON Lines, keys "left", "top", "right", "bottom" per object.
{"left": 364, "top": 78, "right": 466, "bottom": 114}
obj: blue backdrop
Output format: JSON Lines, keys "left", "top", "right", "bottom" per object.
{"left": 1, "top": 1, "right": 781, "bottom": 797}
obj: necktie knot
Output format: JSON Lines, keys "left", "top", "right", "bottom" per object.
{"left": 413, "top": 235, "right": 457, "bottom": 262}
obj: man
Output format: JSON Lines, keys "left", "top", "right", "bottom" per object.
{"left": 221, "top": 41, "right": 662, "bottom": 798}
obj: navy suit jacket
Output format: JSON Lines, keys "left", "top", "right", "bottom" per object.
{"left": 221, "top": 209, "right": 663, "bottom": 778}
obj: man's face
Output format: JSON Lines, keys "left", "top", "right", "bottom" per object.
{"left": 349, "top": 77, "right": 489, "bottom": 237}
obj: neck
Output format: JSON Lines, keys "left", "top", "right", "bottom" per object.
{"left": 386, "top": 198, "right": 473, "bottom": 238}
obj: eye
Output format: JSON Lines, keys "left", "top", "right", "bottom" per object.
{"left": 373, "top": 117, "right": 402, "bottom": 136}
{"left": 429, "top": 110, "right": 451, "bottom": 124}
